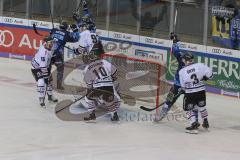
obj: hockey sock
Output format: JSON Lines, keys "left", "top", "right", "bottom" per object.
{"left": 198, "top": 106, "right": 208, "bottom": 120}
{"left": 37, "top": 79, "right": 46, "bottom": 99}
{"left": 186, "top": 110, "right": 197, "bottom": 124}
{"left": 47, "top": 84, "right": 53, "bottom": 96}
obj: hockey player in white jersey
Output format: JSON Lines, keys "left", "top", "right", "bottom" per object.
{"left": 82, "top": 50, "right": 120, "bottom": 122}
{"left": 74, "top": 22, "right": 104, "bottom": 57}
{"left": 179, "top": 52, "right": 213, "bottom": 134}
{"left": 31, "top": 36, "right": 58, "bottom": 107}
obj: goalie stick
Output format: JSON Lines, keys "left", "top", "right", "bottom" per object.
{"left": 139, "top": 91, "right": 182, "bottom": 112}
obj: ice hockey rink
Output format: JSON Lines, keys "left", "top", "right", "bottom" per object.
{"left": 0, "top": 57, "right": 240, "bottom": 160}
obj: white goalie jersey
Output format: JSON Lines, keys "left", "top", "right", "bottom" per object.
{"left": 179, "top": 63, "right": 212, "bottom": 93}
{"left": 83, "top": 59, "right": 117, "bottom": 88}
{"left": 31, "top": 44, "right": 53, "bottom": 70}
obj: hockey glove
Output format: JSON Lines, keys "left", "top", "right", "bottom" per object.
{"left": 82, "top": 0, "right": 88, "bottom": 10}
{"left": 202, "top": 75, "right": 212, "bottom": 81}
{"left": 178, "top": 88, "right": 185, "bottom": 95}
{"left": 74, "top": 46, "right": 87, "bottom": 55}
{"left": 73, "top": 12, "right": 81, "bottom": 22}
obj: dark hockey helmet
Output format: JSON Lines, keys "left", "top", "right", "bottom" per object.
{"left": 88, "top": 23, "right": 96, "bottom": 32}
{"left": 60, "top": 21, "right": 69, "bottom": 30}
{"left": 81, "top": 14, "right": 91, "bottom": 23}
{"left": 43, "top": 36, "right": 54, "bottom": 50}
{"left": 82, "top": 48, "right": 100, "bottom": 64}
{"left": 43, "top": 36, "right": 54, "bottom": 42}
{"left": 181, "top": 52, "right": 194, "bottom": 61}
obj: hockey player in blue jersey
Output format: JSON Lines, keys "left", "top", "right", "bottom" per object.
{"left": 155, "top": 33, "right": 186, "bottom": 121}
{"left": 50, "top": 21, "right": 80, "bottom": 89}
{"left": 72, "top": 0, "right": 96, "bottom": 33}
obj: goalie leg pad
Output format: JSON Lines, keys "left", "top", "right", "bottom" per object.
{"left": 105, "top": 88, "right": 121, "bottom": 113}
{"left": 85, "top": 96, "right": 97, "bottom": 112}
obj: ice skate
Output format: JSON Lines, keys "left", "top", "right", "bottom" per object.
{"left": 154, "top": 107, "right": 168, "bottom": 122}
{"left": 185, "top": 122, "right": 200, "bottom": 134}
{"left": 84, "top": 110, "right": 96, "bottom": 123}
{"left": 48, "top": 94, "right": 58, "bottom": 103}
{"left": 111, "top": 112, "right": 119, "bottom": 122}
{"left": 202, "top": 118, "right": 209, "bottom": 130}
{"left": 39, "top": 97, "right": 45, "bottom": 107}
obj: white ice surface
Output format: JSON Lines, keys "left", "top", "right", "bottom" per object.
{"left": 0, "top": 58, "right": 240, "bottom": 160}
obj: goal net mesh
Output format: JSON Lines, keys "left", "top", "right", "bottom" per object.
{"left": 102, "top": 53, "right": 171, "bottom": 110}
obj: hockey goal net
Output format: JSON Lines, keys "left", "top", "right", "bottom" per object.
{"left": 102, "top": 53, "right": 171, "bottom": 110}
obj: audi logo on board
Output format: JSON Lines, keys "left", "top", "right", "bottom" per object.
{"left": 113, "top": 33, "right": 122, "bottom": 39}
{"left": 145, "top": 38, "right": 153, "bottom": 43}
{"left": 0, "top": 30, "right": 14, "bottom": 47}
{"left": 212, "top": 48, "right": 221, "bottom": 54}
{"left": 3, "top": 18, "right": 13, "bottom": 23}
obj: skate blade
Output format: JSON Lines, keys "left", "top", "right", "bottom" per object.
{"left": 111, "top": 120, "right": 120, "bottom": 124}
{"left": 40, "top": 105, "right": 46, "bottom": 109}
{"left": 153, "top": 117, "right": 164, "bottom": 123}
{"left": 185, "top": 130, "right": 199, "bottom": 134}
{"left": 48, "top": 100, "right": 58, "bottom": 103}
{"left": 84, "top": 120, "right": 96, "bottom": 123}
{"left": 202, "top": 127, "right": 210, "bottom": 132}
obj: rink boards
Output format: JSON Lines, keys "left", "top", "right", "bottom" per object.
{"left": 0, "top": 16, "right": 239, "bottom": 98}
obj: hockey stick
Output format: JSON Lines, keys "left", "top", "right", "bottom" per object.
{"left": 71, "top": 78, "right": 154, "bottom": 103}
{"left": 33, "top": 23, "right": 47, "bottom": 36}
{"left": 48, "top": 0, "right": 54, "bottom": 28}
{"left": 76, "top": 0, "right": 83, "bottom": 13}
{"left": 33, "top": 0, "right": 54, "bottom": 36}
{"left": 139, "top": 91, "right": 182, "bottom": 112}
{"left": 32, "top": 24, "right": 75, "bottom": 51}
{"left": 55, "top": 92, "right": 87, "bottom": 113}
